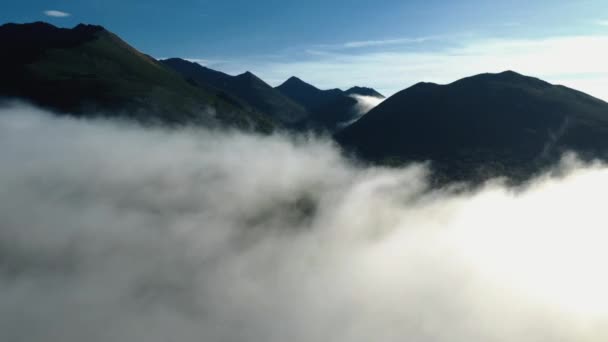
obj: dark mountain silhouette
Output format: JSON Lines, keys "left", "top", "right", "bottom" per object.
{"left": 276, "top": 77, "right": 384, "bottom": 131}
{"left": 345, "top": 86, "right": 384, "bottom": 98}
{"left": 276, "top": 76, "right": 344, "bottom": 112}
{"left": 161, "top": 58, "right": 308, "bottom": 124}
{"left": 337, "top": 71, "right": 608, "bottom": 182}
{"left": 0, "top": 22, "right": 273, "bottom": 131}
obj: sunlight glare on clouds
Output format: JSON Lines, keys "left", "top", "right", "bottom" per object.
{"left": 1, "top": 104, "right": 608, "bottom": 341}
{"left": 449, "top": 162, "right": 608, "bottom": 317}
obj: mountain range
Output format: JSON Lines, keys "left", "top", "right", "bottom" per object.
{"left": 3, "top": 21, "right": 608, "bottom": 182}
{"left": 160, "top": 58, "right": 309, "bottom": 125}
{"left": 161, "top": 58, "right": 385, "bottom": 131}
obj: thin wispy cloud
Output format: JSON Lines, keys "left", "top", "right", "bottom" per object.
{"left": 43, "top": 10, "right": 70, "bottom": 18}
{"left": 342, "top": 37, "right": 434, "bottom": 48}
{"left": 596, "top": 19, "right": 608, "bottom": 26}
{"left": 312, "top": 36, "right": 437, "bottom": 51}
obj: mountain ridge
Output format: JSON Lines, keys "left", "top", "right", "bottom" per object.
{"left": 337, "top": 70, "right": 608, "bottom": 181}
{"left": 0, "top": 22, "right": 274, "bottom": 131}
{"left": 276, "top": 76, "right": 384, "bottom": 131}
{"left": 345, "top": 86, "right": 384, "bottom": 98}
{"left": 161, "top": 58, "right": 309, "bottom": 124}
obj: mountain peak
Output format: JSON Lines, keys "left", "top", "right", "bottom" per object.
{"left": 73, "top": 23, "right": 106, "bottom": 33}
{"left": 0, "top": 21, "right": 53, "bottom": 30}
{"left": 235, "top": 71, "right": 265, "bottom": 83}
{"left": 162, "top": 57, "right": 191, "bottom": 64}
{"left": 345, "top": 86, "right": 385, "bottom": 98}
{"left": 279, "top": 76, "right": 317, "bottom": 89}
{"left": 239, "top": 71, "right": 255, "bottom": 77}
{"left": 454, "top": 70, "right": 550, "bottom": 88}
{"left": 161, "top": 57, "right": 215, "bottom": 71}
{"left": 286, "top": 76, "right": 304, "bottom": 83}
{"left": 0, "top": 21, "right": 106, "bottom": 35}
{"left": 0, "top": 21, "right": 110, "bottom": 65}
{"left": 498, "top": 70, "right": 522, "bottom": 76}
{"left": 490, "top": 70, "right": 535, "bottom": 82}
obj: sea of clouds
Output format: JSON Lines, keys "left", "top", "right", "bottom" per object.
{"left": 1, "top": 103, "right": 607, "bottom": 342}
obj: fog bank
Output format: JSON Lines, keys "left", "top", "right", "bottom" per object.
{"left": 0, "top": 103, "right": 607, "bottom": 342}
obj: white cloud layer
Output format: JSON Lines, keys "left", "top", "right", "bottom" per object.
{"left": 43, "top": 10, "right": 71, "bottom": 18}
{"left": 1, "top": 103, "right": 608, "bottom": 341}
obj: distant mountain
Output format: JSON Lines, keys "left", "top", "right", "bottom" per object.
{"left": 276, "top": 77, "right": 384, "bottom": 131}
{"left": 0, "top": 22, "right": 273, "bottom": 131}
{"left": 345, "top": 86, "right": 384, "bottom": 98}
{"left": 337, "top": 71, "right": 608, "bottom": 182}
{"left": 161, "top": 58, "right": 308, "bottom": 124}
{"left": 276, "top": 77, "right": 344, "bottom": 112}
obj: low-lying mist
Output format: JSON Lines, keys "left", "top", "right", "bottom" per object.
{"left": 1, "top": 103, "right": 607, "bottom": 342}
{"left": 342, "top": 94, "right": 385, "bottom": 127}
{"left": 351, "top": 94, "right": 385, "bottom": 115}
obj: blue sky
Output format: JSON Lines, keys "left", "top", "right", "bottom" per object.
{"left": 3, "top": 1, "right": 608, "bottom": 98}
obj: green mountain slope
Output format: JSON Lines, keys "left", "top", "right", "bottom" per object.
{"left": 0, "top": 22, "right": 273, "bottom": 131}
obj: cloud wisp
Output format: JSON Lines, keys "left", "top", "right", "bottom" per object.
{"left": 43, "top": 10, "right": 71, "bottom": 18}
{"left": 337, "top": 94, "right": 385, "bottom": 128}
{"left": 596, "top": 20, "right": 608, "bottom": 26}
{"left": 322, "top": 36, "right": 436, "bottom": 49}
{"left": 350, "top": 94, "right": 385, "bottom": 114}
{"left": 1, "top": 103, "right": 608, "bottom": 342}
{"left": 343, "top": 37, "right": 431, "bottom": 48}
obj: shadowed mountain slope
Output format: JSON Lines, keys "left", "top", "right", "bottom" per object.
{"left": 0, "top": 22, "right": 273, "bottom": 131}
{"left": 345, "top": 86, "right": 384, "bottom": 98}
{"left": 337, "top": 71, "right": 608, "bottom": 181}
{"left": 276, "top": 77, "right": 384, "bottom": 131}
{"left": 161, "top": 58, "right": 308, "bottom": 124}
{"left": 276, "top": 76, "right": 344, "bottom": 113}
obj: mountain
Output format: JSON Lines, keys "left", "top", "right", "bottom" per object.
{"left": 336, "top": 71, "right": 608, "bottom": 182}
{"left": 345, "top": 86, "right": 384, "bottom": 98}
{"left": 161, "top": 58, "right": 308, "bottom": 124}
{"left": 276, "top": 76, "right": 344, "bottom": 112}
{"left": 0, "top": 22, "right": 273, "bottom": 131}
{"left": 276, "top": 77, "right": 384, "bottom": 131}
